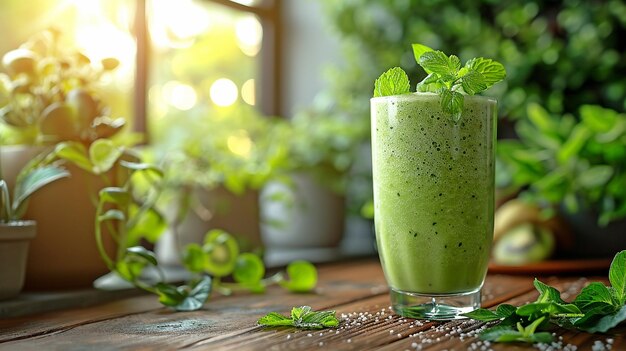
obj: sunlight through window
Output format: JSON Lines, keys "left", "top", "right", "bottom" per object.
{"left": 210, "top": 78, "right": 238, "bottom": 107}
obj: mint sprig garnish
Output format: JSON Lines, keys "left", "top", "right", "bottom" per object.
{"left": 257, "top": 306, "right": 340, "bottom": 329}
{"left": 372, "top": 43, "right": 506, "bottom": 123}
{"left": 373, "top": 67, "right": 410, "bottom": 98}
{"left": 463, "top": 250, "right": 626, "bottom": 344}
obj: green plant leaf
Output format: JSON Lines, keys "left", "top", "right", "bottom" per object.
{"left": 439, "top": 88, "right": 464, "bottom": 122}
{"left": 202, "top": 229, "right": 239, "bottom": 277}
{"left": 12, "top": 165, "right": 69, "bottom": 219}
{"left": 609, "top": 250, "right": 626, "bottom": 305}
{"left": 233, "top": 253, "right": 265, "bottom": 285}
{"left": 412, "top": 43, "right": 434, "bottom": 63}
{"left": 419, "top": 51, "right": 456, "bottom": 76}
{"left": 496, "top": 304, "right": 517, "bottom": 318}
{"left": 99, "top": 187, "right": 131, "bottom": 205}
{"left": 126, "top": 246, "right": 158, "bottom": 266}
{"left": 120, "top": 160, "right": 164, "bottom": 178}
{"left": 89, "top": 139, "right": 123, "bottom": 174}
{"left": 574, "top": 282, "right": 617, "bottom": 311}
{"left": 464, "top": 57, "right": 507, "bottom": 87}
{"left": 557, "top": 124, "right": 590, "bottom": 164}
{"left": 578, "top": 166, "right": 614, "bottom": 189}
{"left": 526, "top": 103, "right": 557, "bottom": 133}
{"left": 534, "top": 278, "right": 566, "bottom": 304}
{"left": 126, "top": 206, "right": 166, "bottom": 245}
{"left": 258, "top": 312, "right": 295, "bottom": 327}
{"left": 183, "top": 243, "right": 206, "bottom": 273}
{"left": 54, "top": 141, "right": 93, "bottom": 172}
{"left": 279, "top": 260, "right": 317, "bottom": 293}
{"left": 580, "top": 105, "right": 618, "bottom": 133}
{"left": 172, "top": 276, "right": 212, "bottom": 311}
{"left": 373, "top": 67, "right": 411, "bottom": 97}
{"left": 462, "top": 308, "right": 501, "bottom": 321}
{"left": 98, "top": 209, "right": 125, "bottom": 222}
{"left": 579, "top": 305, "right": 626, "bottom": 333}
{"left": 460, "top": 69, "right": 487, "bottom": 95}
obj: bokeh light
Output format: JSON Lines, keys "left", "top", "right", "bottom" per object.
{"left": 235, "top": 15, "right": 262, "bottom": 56}
{"left": 227, "top": 130, "right": 252, "bottom": 158}
{"left": 241, "top": 79, "right": 255, "bottom": 106}
{"left": 210, "top": 78, "right": 238, "bottom": 107}
{"left": 161, "top": 80, "right": 197, "bottom": 110}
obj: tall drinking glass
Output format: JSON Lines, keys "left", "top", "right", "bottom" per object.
{"left": 371, "top": 92, "right": 497, "bottom": 320}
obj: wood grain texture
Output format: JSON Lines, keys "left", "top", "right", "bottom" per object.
{"left": 1, "top": 260, "right": 624, "bottom": 351}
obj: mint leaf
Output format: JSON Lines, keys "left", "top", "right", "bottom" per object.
{"left": 609, "top": 250, "right": 626, "bottom": 305}
{"left": 439, "top": 88, "right": 464, "bottom": 122}
{"left": 258, "top": 312, "right": 294, "bottom": 327}
{"left": 460, "top": 69, "right": 488, "bottom": 95}
{"left": 496, "top": 304, "right": 517, "bottom": 318}
{"left": 464, "top": 57, "right": 506, "bottom": 87}
{"left": 258, "top": 306, "right": 339, "bottom": 329}
{"left": 373, "top": 67, "right": 410, "bottom": 97}
{"left": 534, "top": 278, "right": 566, "bottom": 304}
{"left": 479, "top": 326, "right": 553, "bottom": 344}
{"left": 419, "top": 51, "right": 457, "bottom": 76}
{"left": 573, "top": 303, "right": 619, "bottom": 329}
{"left": 412, "top": 43, "right": 434, "bottom": 63}
{"left": 579, "top": 305, "right": 626, "bottom": 333}
{"left": 462, "top": 308, "right": 501, "bottom": 321}
{"left": 574, "top": 282, "right": 618, "bottom": 311}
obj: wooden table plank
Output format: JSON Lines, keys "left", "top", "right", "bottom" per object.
{"left": 1, "top": 260, "right": 623, "bottom": 351}
{"left": 0, "top": 260, "right": 387, "bottom": 350}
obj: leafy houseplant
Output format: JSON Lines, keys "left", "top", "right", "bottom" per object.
{"left": 0, "top": 160, "right": 68, "bottom": 299}
{"left": 498, "top": 103, "right": 626, "bottom": 257}
{"left": 260, "top": 107, "right": 366, "bottom": 254}
{"left": 0, "top": 29, "right": 130, "bottom": 289}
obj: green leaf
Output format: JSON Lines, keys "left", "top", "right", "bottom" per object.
{"left": 496, "top": 304, "right": 517, "bottom": 318}
{"left": 120, "top": 160, "right": 164, "bottom": 178}
{"left": 12, "top": 165, "right": 69, "bottom": 219}
{"left": 115, "top": 260, "right": 145, "bottom": 281}
{"left": 99, "top": 187, "right": 131, "bottom": 205}
{"left": 291, "top": 305, "right": 311, "bottom": 321}
{"left": 279, "top": 260, "right": 318, "bottom": 293}
{"left": 98, "top": 209, "right": 125, "bottom": 222}
{"left": 580, "top": 105, "right": 618, "bottom": 133}
{"left": 126, "top": 246, "right": 158, "bottom": 266}
{"left": 578, "top": 165, "right": 614, "bottom": 189}
{"left": 460, "top": 69, "right": 487, "bottom": 95}
{"left": 462, "top": 308, "right": 501, "bottom": 321}
{"left": 89, "top": 139, "right": 123, "bottom": 174}
{"left": 233, "top": 253, "right": 265, "bottom": 285}
{"left": 557, "top": 124, "right": 590, "bottom": 164}
{"left": 419, "top": 51, "right": 456, "bottom": 76}
{"left": 527, "top": 103, "right": 557, "bottom": 133}
{"left": 373, "top": 67, "right": 411, "bottom": 98}
{"left": 573, "top": 303, "right": 618, "bottom": 329}
{"left": 173, "top": 276, "right": 212, "bottom": 311}
{"left": 609, "top": 250, "right": 626, "bottom": 305}
{"left": 439, "top": 88, "right": 464, "bottom": 122}
{"left": 155, "top": 283, "right": 186, "bottom": 307}
{"left": 534, "top": 278, "right": 566, "bottom": 304}
{"left": 574, "top": 282, "right": 617, "bottom": 312}
{"left": 202, "top": 229, "right": 239, "bottom": 277}
{"left": 580, "top": 305, "right": 626, "bottom": 333}
{"left": 412, "top": 43, "right": 434, "bottom": 63}
{"left": 183, "top": 243, "right": 206, "bottom": 273}
{"left": 464, "top": 57, "right": 506, "bottom": 87}
{"left": 126, "top": 206, "right": 167, "bottom": 245}
{"left": 258, "top": 312, "right": 294, "bottom": 327}
{"left": 54, "top": 142, "right": 93, "bottom": 172}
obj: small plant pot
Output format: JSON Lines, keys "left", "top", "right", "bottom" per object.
{"left": 0, "top": 220, "right": 36, "bottom": 300}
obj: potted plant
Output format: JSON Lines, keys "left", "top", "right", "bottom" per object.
{"left": 259, "top": 106, "right": 367, "bottom": 262}
{"left": 498, "top": 103, "right": 626, "bottom": 258}
{"left": 0, "top": 29, "right": 128, "bottom": 289}
{"left": 0, "top": 158, "right": 68, "bottom": 299}
{"left": 151, "top": 105, "right": 291, "bottom": 266}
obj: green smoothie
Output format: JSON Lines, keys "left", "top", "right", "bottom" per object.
{"left": 371, "top": 92, "right": 496, "bottom": 294}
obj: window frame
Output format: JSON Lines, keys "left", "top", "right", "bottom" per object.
{"left": 132, "top": 0, "right": 282, "bottom": 138}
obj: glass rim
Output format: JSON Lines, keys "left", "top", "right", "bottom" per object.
{"left": 370, "top": 92, "right": 497, "bottom": 104}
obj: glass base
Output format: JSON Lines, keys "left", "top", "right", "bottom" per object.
{"left": 390, "top": 287, "right": 481, "bottom": 320}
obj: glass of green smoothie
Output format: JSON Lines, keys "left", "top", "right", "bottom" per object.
{"left": 371, "top": 44, "right": 506, "bottom": 320}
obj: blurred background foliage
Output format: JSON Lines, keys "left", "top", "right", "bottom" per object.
{"left": 320, "top": 0, "right": 626, "bottom": 123}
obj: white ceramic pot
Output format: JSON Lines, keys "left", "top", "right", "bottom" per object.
{"left": 0, "top": 220, "right": 36, "bottom": 300}
{"left": 260, "top": 173, "right": 345, "bottom": 249}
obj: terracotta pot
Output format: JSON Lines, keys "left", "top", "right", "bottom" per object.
{"left": 0, "top": 145, "right": 116, "bottom": 290}
{"left": 260, "top": 173, "right": 345, "bottom": 249}
{"left": 0, "top": 220, "right": 36, "bottom": 300}
{"left": 156, "top": 186, "right": 261, "bottom": 265}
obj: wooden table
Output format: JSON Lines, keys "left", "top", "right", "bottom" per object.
{"left": 1, "top": 259, "right": 624, "bottom": 350}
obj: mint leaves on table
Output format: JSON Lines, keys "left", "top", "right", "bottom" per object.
{"left": 258, "top": 306, "right": 339, "bottom": 329}
{"left": 373, "top": 43, "right": 506, "bottom": 122}
{"left": 463, "top": 250, "right": 626, "bottom": 344}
